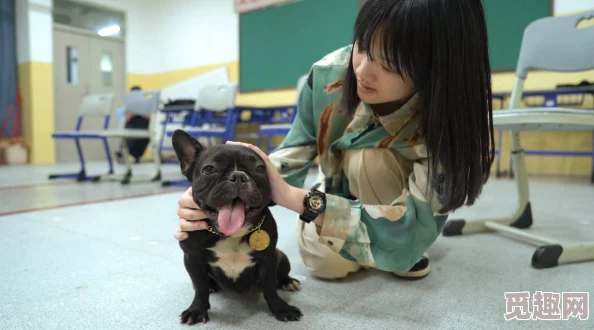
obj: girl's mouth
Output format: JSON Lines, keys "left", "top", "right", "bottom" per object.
{"left": 357, "top": 80, "right": 376, "bottom": 93}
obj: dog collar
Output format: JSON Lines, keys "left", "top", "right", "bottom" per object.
{"left": 206, "top": 215, "right": 266, "bottom": 237}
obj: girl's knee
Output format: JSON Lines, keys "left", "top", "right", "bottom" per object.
{"left": 296, "top": 216, "right": 361, "bottom": 280}
{"left": 298, "top": 243, "right": 361, "bottom": 280}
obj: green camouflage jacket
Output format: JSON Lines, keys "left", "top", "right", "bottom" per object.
{"left": 269, "top": 45, "right": 448, "bottom": 273}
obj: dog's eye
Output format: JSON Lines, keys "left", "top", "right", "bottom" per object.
{"left": 202, "top": 165, "right": 216, "bottom": 175}
{"left": 255, "top": 165, "right": 266, "bottom": 173}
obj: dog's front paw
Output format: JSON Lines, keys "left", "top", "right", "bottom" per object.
{"left": 180, "top": 307, "right": 209, "bottom": 325}
{"left": 271, "top": 304, "right": 303, "bottom": 322}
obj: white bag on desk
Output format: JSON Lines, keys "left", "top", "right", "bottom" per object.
{"left": 1, "top": 103, "right": 28, "bottom": 165}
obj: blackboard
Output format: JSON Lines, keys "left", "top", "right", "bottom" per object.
{"left": 239, "top": 0, "right": 553, "bottom": 92}
{"left": 239, "top": 0, "right": 359, "bottom": 92}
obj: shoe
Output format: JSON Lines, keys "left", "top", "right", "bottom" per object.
{"left": 393, "top": 253, "right": 430, "bottom": 280}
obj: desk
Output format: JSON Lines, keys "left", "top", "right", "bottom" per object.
{"left": 493, "top": 86, "right": 594, "bottom": 182}
{"left": 158, "top": 104, "right": 294, "bottom": 187}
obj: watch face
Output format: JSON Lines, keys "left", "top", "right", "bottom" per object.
{"left": 309, "top": 194, "right": 324, "bottom": 210}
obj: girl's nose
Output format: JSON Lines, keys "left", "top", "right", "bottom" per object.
{"left": 356, "top": 57, "right": 375, "bottom": 83}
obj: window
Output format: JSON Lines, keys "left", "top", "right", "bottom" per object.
{"left": 53, "top": 0, "right": 125, "bottom": 39}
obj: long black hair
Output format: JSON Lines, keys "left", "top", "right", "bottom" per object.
{"left": 342, "top": 0, "right": 494, "bottom": 213}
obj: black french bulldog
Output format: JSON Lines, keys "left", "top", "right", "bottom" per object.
{"left": 171, "top": 129, "right": 303, "bottom": 324}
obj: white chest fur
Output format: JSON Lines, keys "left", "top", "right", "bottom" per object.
{"left": 208, "top": 233, "right": 255, "bottom": 281}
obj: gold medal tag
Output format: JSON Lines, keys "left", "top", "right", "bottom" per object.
{"left": 249, "top": 230, "right": 270, "bottom": 251}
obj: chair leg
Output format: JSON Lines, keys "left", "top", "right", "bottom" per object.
{"left": 92, "top": 137, "right": 130, "bottom": 184}
{"left": 495, "top": 129, "right": 503, "bottom": 177}
{"left": 149, "top": 136, "right": 161, "bottom": 182}
{"left": 532, "top": 242, "right": 594, "bottom": 269}
{"left": 102, "top": 137, "right": 115, "bottom": 175}
{"left": 256, "top": 133, "right": 263, "bottom": 151}
{"left": 266, "top": 136, "right": 272, "bottom": 154}
{"left": 119, "top": 136, "right": 161, "bottom": 185}
{"left": 90, "top": 137, "right": 115, "bottom": 183}
{"left": 443, "top": 131, "right": 594, "bottom": 268}
{"left": 443, "top": 131, "right": 532, "bottom": 236}
{"left": 48, "top": 138, "right": 90, "bottom": 182}
{"left": 120, "top": 139, "right": 133, "bottom": 185}
{"left": 591, "top": 130, "right": 594, "bottom": 184}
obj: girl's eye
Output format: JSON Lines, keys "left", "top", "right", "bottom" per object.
{"left": 255, "top": 165, "right": 266, "bottom": 173}
{"left": 202, "top": 166, "right": 216, "bottom": 175}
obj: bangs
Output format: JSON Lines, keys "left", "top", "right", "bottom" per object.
{"left": 353, "top": 0, "right": 430, "bottom": 78}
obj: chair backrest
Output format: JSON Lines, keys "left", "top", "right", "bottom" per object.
{"left": 79, "top": 93, "right": 114, "bottom": 117}
{"left": 124, "top": 90, "right": 161, "bottom": 116}
{"left": 195, "top": 83, "right": 237, "bottom": 112}
{"left": 516, "top": 10, "right": 594, "bottom": 79}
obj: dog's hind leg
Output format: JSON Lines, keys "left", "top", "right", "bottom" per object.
{"left": 259, "top": 249, "right": 302, "bottom": 321}
{"left": 276, "top": 249, "right": 301, "bottom": 292}
{"left": 209, "top": 276, "right": 221, "bottom": 293}
{"left": 191, "top": 275, "right": 220, "bottom": 293}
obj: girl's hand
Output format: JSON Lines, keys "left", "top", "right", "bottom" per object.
{"left": 225, "top": 141, "right": 292, "bottom": 207}
{"left": 174, "top": 186, "right": 209, "bottom": 241}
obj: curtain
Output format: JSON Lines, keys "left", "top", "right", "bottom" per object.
{"left": 0, "top": 0, "right": 18, "bottom": 138}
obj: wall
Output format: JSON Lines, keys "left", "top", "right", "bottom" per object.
{"left": 554, "top": 0, "right": 594, "bottom": 14}
{"left": 15, "top": 0, "right": 55, "bottom": 164}
{"left": 75, "top": 0, "right": 154, "bottom": 74}
{"left": 79, "top": 0, "right": 297, "bottom": 107}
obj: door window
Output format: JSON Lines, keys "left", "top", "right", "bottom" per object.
{"left": 66, "top": 46, "right": 78, "bottom": 85}
{"left": 100, "top": 52, "right": 113, "bottom": 87}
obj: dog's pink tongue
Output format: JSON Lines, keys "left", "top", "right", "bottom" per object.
{"left": 218, "top": 200, "right": 245, "bottom": 236}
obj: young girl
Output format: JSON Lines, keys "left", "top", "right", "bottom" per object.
{"left": 174, "top": 0, "right": 494, "bottom": 280}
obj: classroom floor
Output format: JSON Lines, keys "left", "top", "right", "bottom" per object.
{"left": 1, "top": 161, "right": 593, "bottom": 330}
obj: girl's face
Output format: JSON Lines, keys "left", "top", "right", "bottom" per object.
{"left": 352, "top": 41, "right": 415, "bottom": 105}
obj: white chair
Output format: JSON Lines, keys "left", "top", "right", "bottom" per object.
{"left": 160, "top": 83, "right": 238, "bottom": 187}
{"left": 49, "top": 93, "right": 115, "bottom": 181}
{"left": 94, "top": 89, "right": 162, "bottom": 184}
{"left": 442, "top": 10, "right": 594, "bottom": 269}
{"left": 182, "top": 83, "right": 239, "bottom": 146}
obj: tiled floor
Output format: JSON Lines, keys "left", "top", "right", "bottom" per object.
{"left": 0, "top": 162, "right": 184, "bottom": 215}
{"left": 0, "top": 162, "right": 592, "bottom": 329}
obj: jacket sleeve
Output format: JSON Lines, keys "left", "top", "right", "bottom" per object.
{"left": 317, "top": 158, "right": 449, "bottom": 272}
{"left": 268, "top": 71, "right": 318, "bottom": 189}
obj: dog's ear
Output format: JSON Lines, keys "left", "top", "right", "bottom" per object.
{"left": 172, "top": 129, "right": 203, "bottom": 181}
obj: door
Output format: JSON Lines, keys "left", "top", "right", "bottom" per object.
{"left": 53, "top": 26, "right": 125, "bottom": 163}
{"left": 53, "top": 28, "right": 92, "bottom": 163}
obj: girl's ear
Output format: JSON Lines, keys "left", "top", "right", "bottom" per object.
{"left": 171, "top": 130, "right": 203, "bottom": 181}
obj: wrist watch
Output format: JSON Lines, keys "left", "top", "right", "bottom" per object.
{"left": 299, "top": 188, "right": 326, "bottom": 223}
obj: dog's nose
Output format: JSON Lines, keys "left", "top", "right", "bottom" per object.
{"left": 229, "top": 171, "right": 248, "bottom": 183}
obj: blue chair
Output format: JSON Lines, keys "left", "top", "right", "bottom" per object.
{"left": 49, "top": 93, "right": 115, "bottom": 181}
{"left": 257, "top": 74, "right": 308, "bottom": 153}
